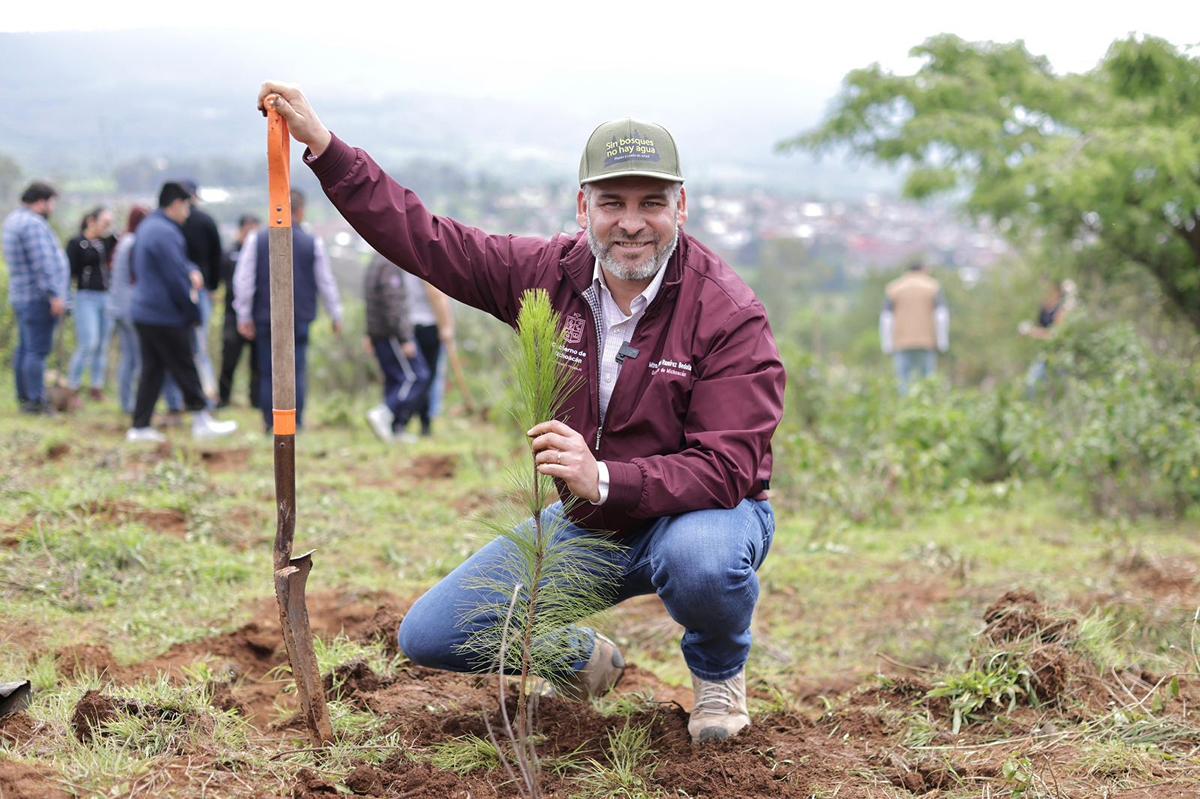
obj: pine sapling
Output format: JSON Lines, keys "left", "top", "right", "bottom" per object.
{"left": 457, "top": 289, "right": 621, "bottom": 798}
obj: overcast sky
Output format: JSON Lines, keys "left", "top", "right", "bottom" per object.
{"left": 8, "top": 1, "right": 1197, "bottom": 102}
{"left": 4, "top": 1, "right": 1197, "bottom": 187}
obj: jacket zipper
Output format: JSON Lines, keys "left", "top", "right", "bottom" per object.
{"left": 581, "top": 286, "right": 605, "bottom": 451}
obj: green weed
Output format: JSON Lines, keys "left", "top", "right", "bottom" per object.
{"left": 1078, "top": 740, "right": 1157, "bottom": 782}
{"left": 926, "top": 653, "right": 1035, "bottom": 734}
{"left": 428, "top": 734, "right": 502, "bottom": 775}
{"left": 569, "top": 720, "right": 660, "bottom": 799}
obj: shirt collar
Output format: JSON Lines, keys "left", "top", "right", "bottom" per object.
{"left": 591, "top": 257, "right": 668, "bottom": 316}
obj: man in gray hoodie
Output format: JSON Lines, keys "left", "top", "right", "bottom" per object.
{"left": 362, "top": 253, "right": 431, "bottom": 443}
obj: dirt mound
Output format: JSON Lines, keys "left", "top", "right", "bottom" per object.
{"left": 70, "top": 689, "right": 213, "bottom": 745}
{"left": 288, "top": 665, "right": 905, "bottom": 799}
{"left": 325, "top": 659, "right": 395, "bottom": 709}
{"left": 198, "top": 448, "right": 251, "bottom": 472}
{"left": 982, "top": 590, "right": 1076, "bottom": 645}
{"left": 405, "top": 454, "right": 459, "bottom": 480}
{"left": 1028, "top": 643, "right": 1075, "bottom": 703}
{"left": 1119, "top": 552, "right": 1199, "bottom": 596}
{"left": 56, "top": 643, "right": 118, "bottom": 678}
{"left": 0, "top": 712, "right": 38, "bottom": 747}
{"left": 0, "top": 515, "right": 30, "bottom": 546}
{"left": 72, "top": 500, "right": 188, "bottom": 539}
{"left": 292, "top": 767, "right": 341, "bottom": 798}
{"left": 0, "top": 760, "right": 70, "bottom": 799}
{"left": 103, "top": 591, "right": 410, "bottom": 729}
{"left": 207, "top": 681, "right": 247, "bottom": 716}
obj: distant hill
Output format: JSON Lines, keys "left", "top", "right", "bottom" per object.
{"left": 0, "top": 30, "right": 898, "bottom": 197}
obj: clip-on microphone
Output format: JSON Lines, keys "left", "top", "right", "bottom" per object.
{"left": 615, "top": 342, "right": 640, "bottom": 364}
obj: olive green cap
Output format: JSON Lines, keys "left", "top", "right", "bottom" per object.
{"left": 578, "top": 118, "right": 684, "bottom": 186}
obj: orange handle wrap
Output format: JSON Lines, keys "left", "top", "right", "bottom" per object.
{"left": 273, "top": 409, "right": 297, "bottom": 436}
{"left": 267, "top": 108, "right": 292, "bottom": 228}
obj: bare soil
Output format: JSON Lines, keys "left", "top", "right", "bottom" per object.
{"left": 71, "top": 499, "right": 189, "bottom": 539}
{"left": 4, "top": 590, "right": 1199, "bottom": 798}
{"left": 197, "top": 447, "right": 253, "bottom": 473}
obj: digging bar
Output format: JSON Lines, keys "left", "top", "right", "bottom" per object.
{"left": 266, "top": 105, "right": 333, "bottom": 746}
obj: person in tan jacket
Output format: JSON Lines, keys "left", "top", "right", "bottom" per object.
{"left": 880, "top": 263, "right": 949, "bottom": 395}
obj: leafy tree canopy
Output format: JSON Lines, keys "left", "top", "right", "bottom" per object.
{"left": 782, "top": 35, "right": 1200, "bottom": 332}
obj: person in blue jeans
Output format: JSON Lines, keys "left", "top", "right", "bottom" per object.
{"left": 362, "top": 254, "right": 432, "bottom": 443}
{"left": 66, "top": 207, "right": 117, "bottom": 401}
{"left": 399, "top": 498, "right": 774, "bottom": 683}
{"left": 3, "top": 182, "right": 69, "bottom": 414}
{"left": 233, "top": 190, "right": 343, "bottom": 432}
{"left": 260, "top": 83, "right": 786, "bottom": 743}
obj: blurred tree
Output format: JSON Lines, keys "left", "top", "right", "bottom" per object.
{"left": 0, "top": 153, "right": 22, "bottom": 205}
{"left": 782, "top": 35, "right": 1200, "bottom": 333}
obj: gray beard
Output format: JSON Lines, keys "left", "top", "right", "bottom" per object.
{"left": 587, "top": 218, "right": 679, "bottom": 283}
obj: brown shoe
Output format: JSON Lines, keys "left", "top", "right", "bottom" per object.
{"left": 688, "top": 670, "right": 750, "bottom": 743}
{"left": 555, "top": 632, "right": 625, "bottom": 701}
{"left": 88, "top": 387, "right": 105, "bottom": 402}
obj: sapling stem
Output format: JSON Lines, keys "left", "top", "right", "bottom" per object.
{"left": 489, "top": 582, "right": 523, "bottom": 793}
{"left": 457, "top": 289, "right": 619, "bottom": 798}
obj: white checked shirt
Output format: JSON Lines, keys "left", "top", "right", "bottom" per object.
{"left": 590, "top": 259, "right": 668, "bottom": 504}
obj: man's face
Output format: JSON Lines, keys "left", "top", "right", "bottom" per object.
{"left": 166, "top": 199, "right": 191, "bottom": 225}
{"left": 576, "top": 177, "right": 688, "bottom": 283}
{"left": 32, "top": 197, "right": 55, "bottom": 219}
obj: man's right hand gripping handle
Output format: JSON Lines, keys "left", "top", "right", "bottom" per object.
{"left": 257, "top": 82, "right": 333, "bottom": 158}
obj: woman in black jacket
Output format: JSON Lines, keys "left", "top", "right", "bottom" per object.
{"left": 66, "top": 206, "right": 115, "bottom": 401}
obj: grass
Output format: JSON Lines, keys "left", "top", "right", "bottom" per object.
{"left": 427, "top": 734, "right": 502, "bottom": 775}
{"left": 569, "top": 720, "right": 660, "bottom": 799}
{"left": 4, "top": 385, "right": 1200, "bottom": 795}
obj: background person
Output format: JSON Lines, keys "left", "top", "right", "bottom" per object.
{"left": 180, "top": 179, "right": 222, "bottom": 401}
{"left": 109, "top": 206, "right": 186, "bottom": 418}
{"left": 363, "top": 254, "right": 431, "bottom": 443}
{"left": 880, "top": 261, "right": 949, "bottom": 395}
{"left": 3, "top": 181, "right": 69, "bottom": 414}
{"left": 233, "top": 189, "right": 343, "bottom": 433}
{"left": 217, "top": 214, "right": 262, "bottom": 409}
{"left": 65, "top": 206, "right": 116, "bottom": 402}
{"left": 401, "top": 271, "right": 456, "bottom": 437}
{"left": 127, "top": 182, "right": 238, "bottom": 442}
{"left": 1020, "top": 278, "right": 1077, "bottom": 397}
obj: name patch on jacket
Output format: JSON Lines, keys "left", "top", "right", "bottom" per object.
{"left": 650, "top": 358, "right": 693, "bottom": 378}
{"left": 556, "top": 344, "right": 587, "bottom": 372}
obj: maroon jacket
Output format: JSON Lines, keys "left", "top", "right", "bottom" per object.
{"left": 307, "top": 134, "right": 786, "bottom": 536}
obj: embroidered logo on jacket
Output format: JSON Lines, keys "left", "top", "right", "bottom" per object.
{"left": 563, "top": 313, "right": 586, "bottom": 345}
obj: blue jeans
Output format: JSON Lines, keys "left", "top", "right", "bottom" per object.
{"left": 894, "top": 348, "right": 937, "bottom": 396}
{"left": 193, "top": 289, "right": 217, "bottom": 397}
{"left": 256, "top": 323, "right": 310, "bottom": 431}
{"left": 112, "top": 316, "right": 140, "bottom": 413}
{"left": 12, "top": 299, "right": 59, "bottom": 407}
{"left": 68, "top": 290, "right": 113, "bottom": 391}
{"left": 114, "top": 316, "right": 185, "bottom": 414}
{"left": 398, "top": 499, "right": 775, "bottom": 681}
{"left": 371, "top": 336, "right": 432, "bottom": 430}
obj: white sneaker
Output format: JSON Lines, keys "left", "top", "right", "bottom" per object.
{"left": 192, "top": 411, "right": 238, "bottom": 440}
{"left": 126, "top": 427, "right": 167, "bottom": 443}
{"left": 688, "top": 670, "right": 750, "bottom": 743}
{"left": 365, "top": 404, "right": 395, "bottom": 443}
